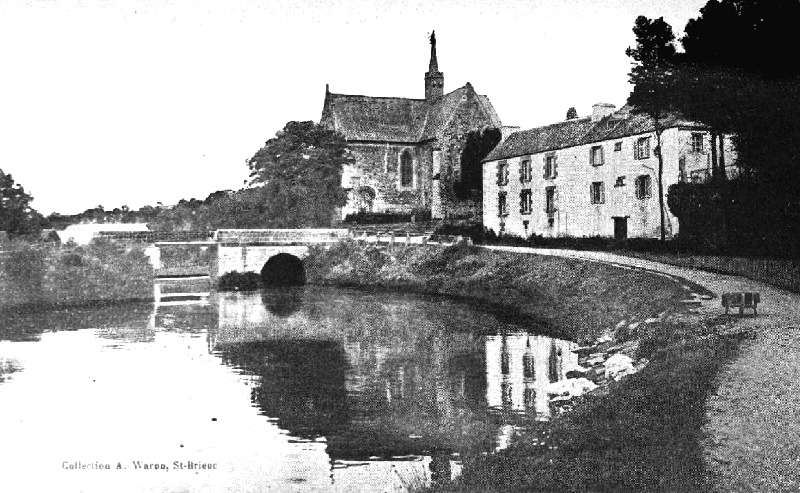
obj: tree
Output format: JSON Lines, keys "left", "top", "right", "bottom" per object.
{"left": 566, "top": 107, "right": 578, "bottom": 120}
{"left": 667, "top": 0, "right": 800, "bottom": 254}
{"left": 676, "top": 0, "right": 800, "bottom": 189}
{"left": 454, "top": 128, "right": 502, "bottom": 200}
{"left": 247, "top": 121, "right": 351, "bottom": 228}
{"left": 0, "top": 169, "right": 44, "bottom": 237}
{"left": 626, "top": 16, "right": 677, "bottom": 241}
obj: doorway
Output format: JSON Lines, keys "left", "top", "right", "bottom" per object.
{"left": 613, "top": 217, "right": 628, "bottom": 240}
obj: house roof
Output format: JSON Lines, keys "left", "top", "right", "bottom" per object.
{"left": 321, "top": 84, "right": 501, "bottom": 143}
{"left": 483, "top": 105, "right": 701, "bottom": 162}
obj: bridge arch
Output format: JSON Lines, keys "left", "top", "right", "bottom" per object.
{"left": 261, "top": 253, "right": 306, "bottom": 286}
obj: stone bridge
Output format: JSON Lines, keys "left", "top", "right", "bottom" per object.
{"left": 98, "top": 228, "right": 468, "bottom": 285}
{"left": 215, "top": 229, "right": 348, "bottom": 280}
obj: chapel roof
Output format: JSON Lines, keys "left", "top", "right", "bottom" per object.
{"left": 321, "top": 84, "right": 501, "bottom": 143}
{"left": 483, "top": 105, "right": 702, "bottom": 162}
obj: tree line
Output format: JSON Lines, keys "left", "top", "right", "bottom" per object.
{"left": 626, "top": 0, "right": 800, "bottom": 257}
{"left": 2, "top": 121, "right": 352, "bottom": 239}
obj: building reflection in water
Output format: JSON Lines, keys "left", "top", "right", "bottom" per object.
{"left": 485, "top": 331, "right": 579, "bottom": 420}
{"left": 153, "top": 288, "right": 580, "bottom": 490}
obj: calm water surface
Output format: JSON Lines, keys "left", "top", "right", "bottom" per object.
{"left": 0, "top": 287, "right": 578, "bottom": 492}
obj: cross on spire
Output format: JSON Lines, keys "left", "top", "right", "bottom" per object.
{"left": 425, "top": 30, "right": 444, "bottom": 100}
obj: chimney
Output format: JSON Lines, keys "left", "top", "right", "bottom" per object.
{"left": 500, "top": 126, "right": 521, "bottom": 141}
{"left": 591, "top": 103, "right": 616, "bottom": 123}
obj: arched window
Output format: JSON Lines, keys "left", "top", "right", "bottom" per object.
{"left": 400, "top": 151, "right": 413, "bottom": 187}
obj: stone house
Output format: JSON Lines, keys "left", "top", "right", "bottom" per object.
{"left": 482, "top": 104, "right": 737, "bottom": 239}
{"left": 320, "top": 33, "right": 502, "bottom": 220}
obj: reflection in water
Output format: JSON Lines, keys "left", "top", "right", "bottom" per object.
{"left": 261, "top": 287, "right": 304, "bottom": 318}
{"left": 486, "top": 333, "right": 578, "bottom": 422}
{"left": 217, "top": 339, "right": 349, "bottom": 438}
{"left": 0, "top": 287, "right": 578, "bottom": 492}
{"left": 0, "top": 358, "right": 21, "bottom": 383}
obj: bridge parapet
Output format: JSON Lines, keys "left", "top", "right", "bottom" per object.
{"left": 349, "top": 230, "right": 470, "bottom": 246}
{"left": 216, "top": 229, "right": 349, "bottom": 246}
{"left": 96, "top": 231, "right": 214, "bottom": 243}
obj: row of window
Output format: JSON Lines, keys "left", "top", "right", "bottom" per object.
{"left": 496, "top": 133, "right": 706, "bottom": 186}
{"left": 498, "top": 176, "right": 652, "bottom": 217}
{"left": 592, "top": 175, "right": 651, "bottom": 203}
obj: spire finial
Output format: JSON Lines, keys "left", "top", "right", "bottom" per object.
{"left": 425, "top": 30, "right": 444, "bottom": 100}
{"left": 428, "top": 30, "right": 438, "bottom": 73}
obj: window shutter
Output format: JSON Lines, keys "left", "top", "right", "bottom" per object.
{"left": 646, "top": 176, "right": 652, "bottom": 197}
{"left": 553, "top": 188, "right": 558, "bottom": 211}
{"left": 553, "top": 155, "right": 558, "bottom": 178}
{"left": 543, "top": 156, "right": 548, "bottom": 179}
{"left": 519, "top": 191, "right": 525, "bottom": 214}
{"left": 599, "top": 147, "right": 604, "bottom": 165}
{"left": 496, "top": 164, "right": 502, "bottom": 186}
{"left": 601, "top": 182, "right": 606, "bottom": 203}
{"left": 590, "top": 184, "right": 594, "bottom": 203}
{"left": 519, "top": 161, "right": 524, "bottom": 183}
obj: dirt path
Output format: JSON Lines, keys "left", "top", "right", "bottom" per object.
{"left": 484, "top": 246, "right": 800, "bottom": 492}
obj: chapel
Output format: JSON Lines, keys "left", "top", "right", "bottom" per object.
{"left": 320, "top": 32, "right": 502, "bottom": 219}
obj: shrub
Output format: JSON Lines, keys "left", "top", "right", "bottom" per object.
{"left": 433, "top": 221, "right": 490, "bottom": 244}
{"left": 217, "top": 271, "right": 262, "bottom": 291}
{"left": 60, "top": 252, "right": 83, "bottom": 266}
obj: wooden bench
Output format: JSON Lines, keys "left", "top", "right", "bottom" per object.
{"left": 722, "top": 292, "right": 760, "bottom": 316}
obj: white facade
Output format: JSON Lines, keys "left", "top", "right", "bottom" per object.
{"left": 483, "top": 115, "right": 736, "bottom": 239}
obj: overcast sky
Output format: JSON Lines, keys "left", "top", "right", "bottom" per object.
{"left": 0, "top": 0, "right": 708, "bottom": 215}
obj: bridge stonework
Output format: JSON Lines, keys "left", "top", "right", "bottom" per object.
{"left": 215, "top": 229, "right": 349, "bottom": 276}
{"left": 217, "top": 245, "right": 310, "bottom": 276}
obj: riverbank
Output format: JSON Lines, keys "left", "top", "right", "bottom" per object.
{"left": 304, "top": 240, "right": 749, "bottom": 491}
{"left": 0, "top": 240, "right": 153, "bottom": 315}
{"left": 305, "top": 240, "right": 700, "bottom": 344}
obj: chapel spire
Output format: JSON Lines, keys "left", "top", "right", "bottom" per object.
{"left": 425, "top": 31, "right": 444, "bottom": 101}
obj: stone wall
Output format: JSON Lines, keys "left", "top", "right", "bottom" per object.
{"left": 341, "top": 142, "right": 433, "bottom": 217}
{"left": 339, "top": 88, "right": 500, "bottom": 220}
{"left": 433, "top": 91, "right": 501, "bottom": 219}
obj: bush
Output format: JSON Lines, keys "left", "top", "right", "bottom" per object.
{"left": 433, "top": 221, "right": 491, "bottom": 244}
{"left": 344, "top": 212, "right": 413, "bottom": 224}
{"left": 2, "top": 246, "right": 47, "bottom": 303}
{"left": 0, "top": 241, "right": 153, "bottom": 309}
{"left": 60, "top": 252, "right": 83, "bottom": 266}
{"left": 217, "top": 271, "right": 262, "bottom": 291}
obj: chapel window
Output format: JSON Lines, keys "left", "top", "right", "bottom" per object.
{"left": 400, "top": 151, "right": 413, "bottom": 187}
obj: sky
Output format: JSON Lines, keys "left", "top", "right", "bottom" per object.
{"left": 0, "top": 0, "right": 709, "bottom": 216}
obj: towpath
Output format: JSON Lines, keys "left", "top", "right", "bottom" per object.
{"left": 484, "top": 246, "right": 800, "bottom": 492}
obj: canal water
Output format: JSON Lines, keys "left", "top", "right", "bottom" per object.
{"left": 0, "top": 287, "right": 578, "bottom": 493}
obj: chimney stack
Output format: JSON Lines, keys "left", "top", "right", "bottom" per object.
{"left": 591, "top": 103, "right": 616, "bottom": 123}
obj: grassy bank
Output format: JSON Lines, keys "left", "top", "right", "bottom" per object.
{"left": 305, "top": 240, "right": 747, "bottom": 491}
{"left": 0, "top": 240, "right": 153, "bottom": 313}
{"left": 305, "top": 240, "right": 696, "bottom": 343}
{"left": 430, "top": 331, "right": 747, "bottom": 493}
